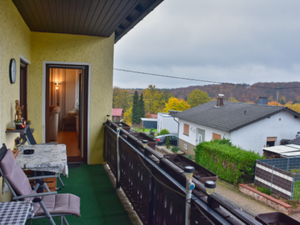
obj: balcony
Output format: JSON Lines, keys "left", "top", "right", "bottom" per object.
{"left": 28, "top": 120, "right": 294, "bottom": 224}
{"left": 103, "top": 121, "right": 265, "bottom": 225}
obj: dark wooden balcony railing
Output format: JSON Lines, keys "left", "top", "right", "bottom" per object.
{"left": 104, "top": 121, "right": 262, "bottom": 225}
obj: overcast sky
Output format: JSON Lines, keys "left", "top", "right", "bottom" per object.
{"left": 113, "top": 0, "right": 300, "bottom": 89}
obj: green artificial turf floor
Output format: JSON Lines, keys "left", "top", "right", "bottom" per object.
{"left": 26, "top": 164, "right": 132, "bottom": 225}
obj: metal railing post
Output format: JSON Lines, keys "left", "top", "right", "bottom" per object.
{"left": 270, "top": 165, "right": 275, "bottom": 193}
{"left": 103, "top": 125, "right": 107, "bottom": 161}
{"left": 291, "top": 173, "right": 295, "bottom": 200}
{"left": 116, "top": 124, "right": 122, "bottom": 189}
{"left": 148, "top": 168, "right": 155, "bottom": 225}
{"left": 185, "top": 166, "right": 195, "bottom": 225}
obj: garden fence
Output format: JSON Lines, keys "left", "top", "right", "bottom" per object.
{"left": 255, "top": 158, "right": 300, "bottom": 200}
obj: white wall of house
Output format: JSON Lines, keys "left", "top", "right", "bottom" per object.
{"left": 179, "top": 111, "right": 300, "bottom": 156}
{"left": 157, "top": 113, "right": 178, "bottom": 134}
{"left": 178, "top": 119, "right": 230, "bottom": 146}
{"left": 230, "top": 111, "right": 300, "bottom": 155}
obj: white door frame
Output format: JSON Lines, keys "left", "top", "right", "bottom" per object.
{"left": 42, "top": 61, "right": 91, "bottom": 164}
{"left": 196, "top": 133, "right": 202, "bottom": 145}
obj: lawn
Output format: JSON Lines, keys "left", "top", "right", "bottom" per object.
{"left": 133, "top": 128, "right": 157, "bottom": 133}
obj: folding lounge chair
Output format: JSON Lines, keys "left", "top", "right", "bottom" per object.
{"left": 0, "top": 144, "right": 80, "bottom": 225}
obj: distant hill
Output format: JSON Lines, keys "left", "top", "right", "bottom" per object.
{"left": 121, "top": 82, "right": 300, "bottom": 104}
{"left": 169, "top": 82, "right": 300, "bottom": 104}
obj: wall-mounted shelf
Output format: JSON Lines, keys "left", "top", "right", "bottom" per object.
{"left": 6, "top": 123, "right": 32, "bottom": 134}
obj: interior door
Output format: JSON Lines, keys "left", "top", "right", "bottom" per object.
{"left": 78, "top": 69, "right": 87, "bottom": 159}
{"left": 78, "top": 73, "right": 82, "bottom": 151}
{"left": 20, "top": 61, "right": 28, "bottom": 120}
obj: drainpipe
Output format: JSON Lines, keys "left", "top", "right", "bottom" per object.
{"left": 169, "top": 110, "right": 180, "bottom": 146}
{"left": 173, "top": 117, "right": 179, "bottom": 136}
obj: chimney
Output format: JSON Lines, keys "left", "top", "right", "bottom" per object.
{"left": 216, "top": 94, "right": 224, "bottom": 107}
{"left": 257, "top": 97, "right": 268, "bottom": 105}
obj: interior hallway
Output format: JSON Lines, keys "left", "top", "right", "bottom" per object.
{"left": 55, "top": 131, "right": 80, "bottom": 157}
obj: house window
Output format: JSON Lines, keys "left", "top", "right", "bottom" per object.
{"left": 213, "top": 133, "right": 221, "bottom": 140}
{"left": 266, "top": 137, "right": 277, "bottom": 147}
{"left": 184, "top": 124, "right": 189, "bottom": 136}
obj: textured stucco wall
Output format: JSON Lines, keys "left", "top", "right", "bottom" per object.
{"left": 30, "top": 32, "right": 114, "bottom": 164}
{"left": 0, "top": 0, "right": 31, "bottom": 202}
{"left": 0, "top": 0, "right": 31, "bottom": 148}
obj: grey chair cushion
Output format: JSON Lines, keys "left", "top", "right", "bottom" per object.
{"left": 34, "top": 193, "right": 81, "bottom": 217}
{"left": 0, "top": 150, "right": 33, "bottom": 198}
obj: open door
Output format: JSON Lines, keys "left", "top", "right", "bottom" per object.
{"left": 46, "top": 64, "right": 88, "bottom": 163}
{"left": 20, "top": 60, "right": 28, "bottom": 120}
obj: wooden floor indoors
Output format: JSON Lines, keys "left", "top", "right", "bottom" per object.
{"left": 55, "top": 131, "right": 80, "bottom": 157}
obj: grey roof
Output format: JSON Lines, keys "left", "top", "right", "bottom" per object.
{"left": 176, "top": 101, "right": 300, "bottom": 132}
{"left": 290, "top": 137, "right": 300, "bottom": 145}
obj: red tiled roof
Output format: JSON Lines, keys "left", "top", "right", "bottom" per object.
{"left": 150, "top": 114, "right": 157, "bottom": 119}
{"left": 112, "top": 108, "right": 123, "bottom": 117}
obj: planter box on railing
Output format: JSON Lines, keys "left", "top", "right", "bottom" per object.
{"left": 131, "top": 132, "right": 156, "bottom": 150}
{"left": 120, "top": 122, "right": 131, "bottom": 132}
{"left": 256, "top": 212, "right": 300, "bottom": 225}
{"left": 109, "top": 121, "right": 131, "bottom": 132}
{"left": 164, "top": 154, "right": 218, "bottom": 184}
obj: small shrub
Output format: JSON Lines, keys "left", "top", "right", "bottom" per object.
{"left": 287, "top": 200, "right": 298, "bottom": 209}
{"left": 142, "top": 126, "right": 146, "bottom": 132}
{"left": 165, "top": 137, "right": 171, "bottom": 149}
{"left": 159, "top": 129, "right": 170, "bottom": 135}
{"left": 185, "top": 155, "right": 193, "bottom": 160}
{"left": 215, "top": 138, "right": 232, "bottom": 146}
{"left": 293, "top": 181, "right": 300, "bottom": 200}
{"left": 291, "top": 168, "right": 300, "bottom": 174}
{"left": 257, "top": 186, "right": 272, "bottom": 195}
{"left": 171, "top": 147, "right": 180, "bottom": 153}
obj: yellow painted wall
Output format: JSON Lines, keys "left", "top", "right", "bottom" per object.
{"left": 0, "top": 0, "right": 114, "bottom": 203}
{"left": 30, "top": 32, "right": 114, "bottom": 164}
{"left": 0, "top": 0, "right": 31, "bottom": 202}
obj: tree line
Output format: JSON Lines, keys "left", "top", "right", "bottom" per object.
{"left": 113, "top": 83, "right": 300, "bottom": 126}
{"left": 169, "top": 82, "right": 300, "bottom": 104}
{"left": 113, "top": 85, "right": 210, "bottom": 125}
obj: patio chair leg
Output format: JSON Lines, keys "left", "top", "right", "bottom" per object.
{"left": 44, "top": 183, "right": 51, "bottom": 192}
{"left": 63, "top": 216, "right": 69, "bottom": 225}
{"left": 58, "top": 173, "right": 65, "bottom": 187}
{"left": 39, "top": 201, "right": 55, "bottom": 225}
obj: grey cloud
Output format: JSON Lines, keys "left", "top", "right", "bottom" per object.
{"left": 114, "top": 0, "right": 300, "bottom": 88}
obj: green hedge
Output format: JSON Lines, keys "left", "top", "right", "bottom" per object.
{"left": 194, "top": 139, "right": 264, "bottom": 184}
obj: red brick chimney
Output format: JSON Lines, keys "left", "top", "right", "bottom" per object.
{"left": 216, "top": 94, "right": 224, "bottom": 107}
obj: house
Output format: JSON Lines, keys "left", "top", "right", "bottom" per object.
{"left": 175, "top": 95, "right": 300, "bottom": 155}
{"left": 150, "top": 114, "right": 158, "bottom": 119}
{"left": 0, "top": 0, "right": 163, "bottom": 202}
{"left": 112, "top": 108, "right": 123, "bottom": 122}
{"left": 157, "top": 112, "right": 178, "bottom": 134}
